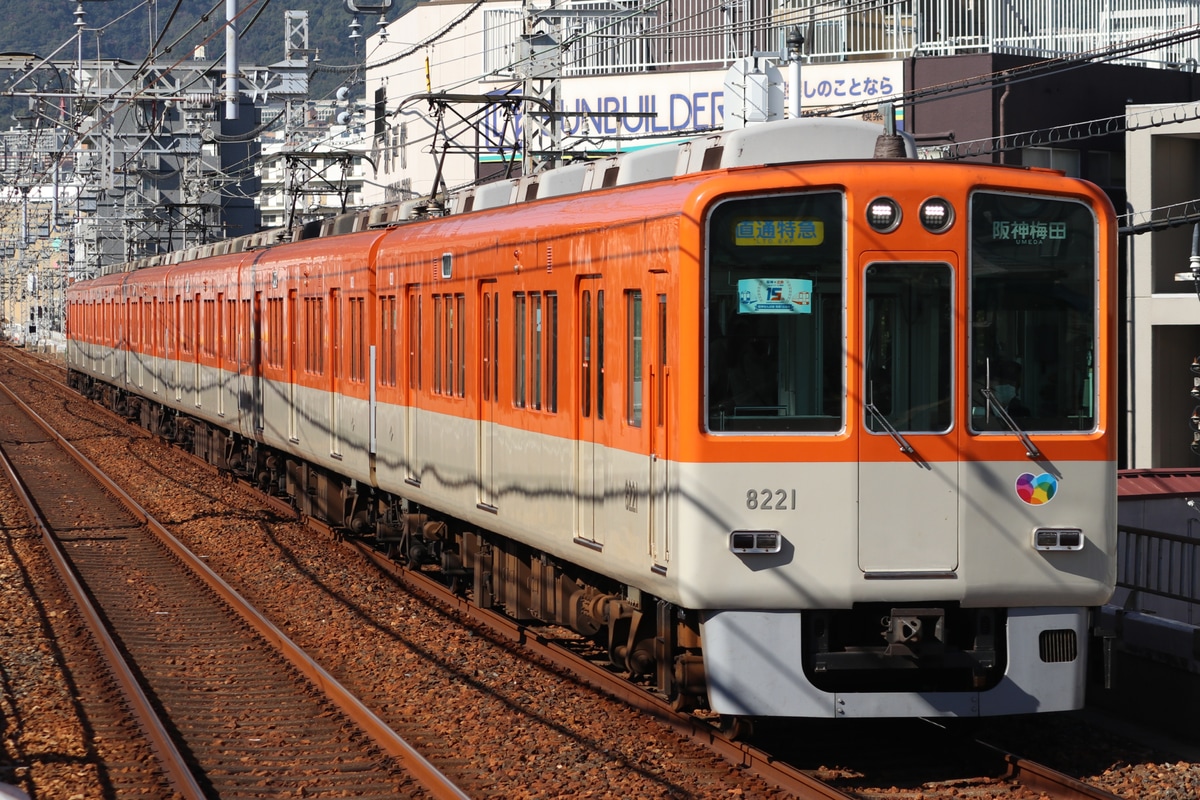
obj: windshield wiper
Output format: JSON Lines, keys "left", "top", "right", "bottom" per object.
{"left": 864, "top": 401, "right": 914, "bottom": 454}
{"left": 980, "top": 387, "right": 1042, "bottom": 460}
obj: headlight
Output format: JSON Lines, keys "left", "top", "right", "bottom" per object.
{"left": 919, "top": 197, "right": 955, "bottom": 233}
{"left": 866, "top": 197, "right": 901, "bottom": 233}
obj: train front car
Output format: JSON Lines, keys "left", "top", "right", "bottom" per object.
{"left": 681, "top": 160, "right": 1117, "bottom": 719}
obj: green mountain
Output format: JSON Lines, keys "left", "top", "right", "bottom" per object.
{"left": 0, "top": 0, "right": 409, "bottom": 103}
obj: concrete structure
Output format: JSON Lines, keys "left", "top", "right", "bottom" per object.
{"left": 1126, "top": 103, "right": 1200, "bottom": 469}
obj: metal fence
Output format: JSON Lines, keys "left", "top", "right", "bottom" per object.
{"left": 1117, "top": 523, "right": 1200, "bottom": 607}
{"left": 483, "top": 0, "right": 1200, "bottom": 77}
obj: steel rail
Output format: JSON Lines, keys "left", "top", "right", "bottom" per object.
{"left": 999, "top": 750, "right": 1127, "bottom": 800}
{"left": 0, "top": 373, "right": 471, "bottom": 800}
{"left": 0, "top": 381, "right": 208, "bottom": 800}
{"left": 351, "top": 538, "right": 859, "bottom": 800}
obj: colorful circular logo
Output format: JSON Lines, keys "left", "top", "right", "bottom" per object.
{"left": 1016, "top": 472, "right": 1058, "bottom": 505}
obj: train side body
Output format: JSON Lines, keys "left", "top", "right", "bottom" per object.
{"left": 66, "top": 118, "right": 1118, "bottom": 719}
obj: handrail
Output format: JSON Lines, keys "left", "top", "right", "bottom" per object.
{"left": 483, "top": 0, "right": 1200, "bottom": 77}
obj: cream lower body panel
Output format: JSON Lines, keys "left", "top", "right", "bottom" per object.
{"left": 700, "top": 606, "right": 1089, "bottom": 717}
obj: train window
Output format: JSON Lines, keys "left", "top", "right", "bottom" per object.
{"left": 433, "top": 294, "right": 443, "bottom": 394}
{"left": 331, "top": 291, "right": 342, "bottom": 381}
{"left": 182, "top": 298, "right": 194, "bottom": 353}
{"left": 350, "top": 297, "right": 366, "bottom": 382}
{"left": 192, "top": 295, "right": 201, "bottom": 360}
{"left": 435, "top": 292, "right": 462, "bottom": 396}
{"left": 203, "top": 298, "right": 216, "bottom": 358}
{"left": 408, "top": 292, "right": 421, "bottom": 391}
{"left": 531, "top": 292, "right": 543, "bottom": 410}
{"left": 864, "top": 262, "right": 952, "bottom": 434}
{"left": 305, "top": 297, "right": 325, "bottom": 374}
{"left": 657, "top": 294, "right": 667, "bottom": 427}
{"left": 241, "top": 299, "right": 250, "bottom": 365}
{"left": 597, "top": 290, "right": 605, "bottom": 420}
{"left": 267, "top": 298, "right": 284, "bottom": 368}
{"left": 379, "top": 295, "right": 398, "bottom": 386}
{"left": 225, "top": 298, "right": 237, "bottom": 362}
{"left": 456, "top": 294, "right": 466, "bottom": 397}
{"left": 582, "top": 291, "right": 592, "bottom": 418}
{"left": 513, "top": 292, "right": 527, "bottom": 408}
{"left": 444, "top": 295, "right": 454, "bottom": 393}
{"left": 627, "top": 290, "right": 643, "bottom": 427}
{"left": 704, "top": 191, "right": 845, "bottom": 433}
{"left": 483, "top": 292, "right": 494, "bottom": 402}
{"left": 969, "top": 192, "right": 1097, "bottom": 433}
{"left": 546, "top": 292, "right": 558, "bottom": 413}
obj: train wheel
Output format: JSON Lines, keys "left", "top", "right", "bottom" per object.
{"left": 718, "top": 715, "right": 753, "bottom": 741}
{"left": 669, "top": 693, "right": 694, "bottom": 713}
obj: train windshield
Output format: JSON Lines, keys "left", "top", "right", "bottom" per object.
{"left": 705, "top": 191, "right": 844, "bottom": 433}
{"left": 969, "top": 191, "right": 1098, "bottom": 433}
{"left": 864, "top": 263, "right": 953, "bottom": 434}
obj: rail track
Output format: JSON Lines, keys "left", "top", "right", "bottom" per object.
{"left": 0, "top": 345, "right": 1178, "bottom": 799}
{"left": 0, "top": 349, "right": 796, "bottom": 797}
{"left": 0, "top": 363, "right": 465, "bottom": 798}
{"left": 350, "top": 525, "right": 1140, "bottom": 800}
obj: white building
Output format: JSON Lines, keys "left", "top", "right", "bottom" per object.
{"left": 1125, "top": 102, "right": 1200, "bottom": 468}
{"left": 257, "top": 115, "right": 373, "bottom": 231}
{"left": 362, "top": 0, "right": 915, "bottom": 205}
{"left": 362, "top": 0, "right": 1198, "bottom": 207}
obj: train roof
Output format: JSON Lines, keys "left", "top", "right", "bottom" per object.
{"left": 96, "top": 117, "right": 913, "bottom": 277}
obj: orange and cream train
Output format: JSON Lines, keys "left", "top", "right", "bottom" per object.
{"left": 66, "top": 118, "right": 1118, "bottom": 721}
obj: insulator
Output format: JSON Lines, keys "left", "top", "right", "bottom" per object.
{"left": 181, "top": 93, "right": 217, "bottom": 108}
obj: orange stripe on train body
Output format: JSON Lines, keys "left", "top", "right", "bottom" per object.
{"left": 68, "top": 156, "right": 1116, "bottom": 467}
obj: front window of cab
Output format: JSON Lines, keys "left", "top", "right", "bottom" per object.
{"left": 970, "top": 191, "right": 1098, "bottom": 433}
{"left": 705, "top": 191, "right": 844, "bottom": 433}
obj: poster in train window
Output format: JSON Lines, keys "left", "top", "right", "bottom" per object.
{"left": 737, "top": 278, "right": 813, "bottom": 315}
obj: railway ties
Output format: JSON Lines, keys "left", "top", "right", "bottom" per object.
{"left": 2, "top": 348, "right": 1163, "bottom": 799}
{"left": 0, "top": 348, "right": 801, "bottom": 799}
{"left": 0, "top": 377, "right": 466, "bottom": 799}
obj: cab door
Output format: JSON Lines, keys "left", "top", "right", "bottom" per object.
{"left": 858, "top": 259, "right": 958, "bottom": 574}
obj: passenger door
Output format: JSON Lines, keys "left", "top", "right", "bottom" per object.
{"left": 330, "top": 288, "right": 343, "bottom": 457}
{"left": 252, "top": 290, "right": 264, "bottom": 434}
{"left": 575, "top": 277, "right": 604, "bottom": 547}
{"left": 478, "top": 282, "right": 499, "bottom": 510}
{"left": 858, "top": 258, "right": 958, "bottom": 574}
{"left": 404, "top": 285, "right": 421, "bottom": 485}
{"left": 650, "top": 291, "right": 670, "bottom": 569}
{"left": 288, "top": 289, "right": 298, "bottom": 442}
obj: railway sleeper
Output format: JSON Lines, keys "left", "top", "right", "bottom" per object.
{"left": 84, "top": 386, "right": 711, "bottom": 713}
{"left": 367, "top": 496, "right": 707, "bottom": 706}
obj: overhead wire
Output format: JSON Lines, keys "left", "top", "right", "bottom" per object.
{"left": 0, "top": 0, "right": 279, "bottom": 244}
{"left": 228, "top": 9, "right": 1200, "bottom": 237}
{"left": 4, "top": 1, "right": 1200, "bottom": 248}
